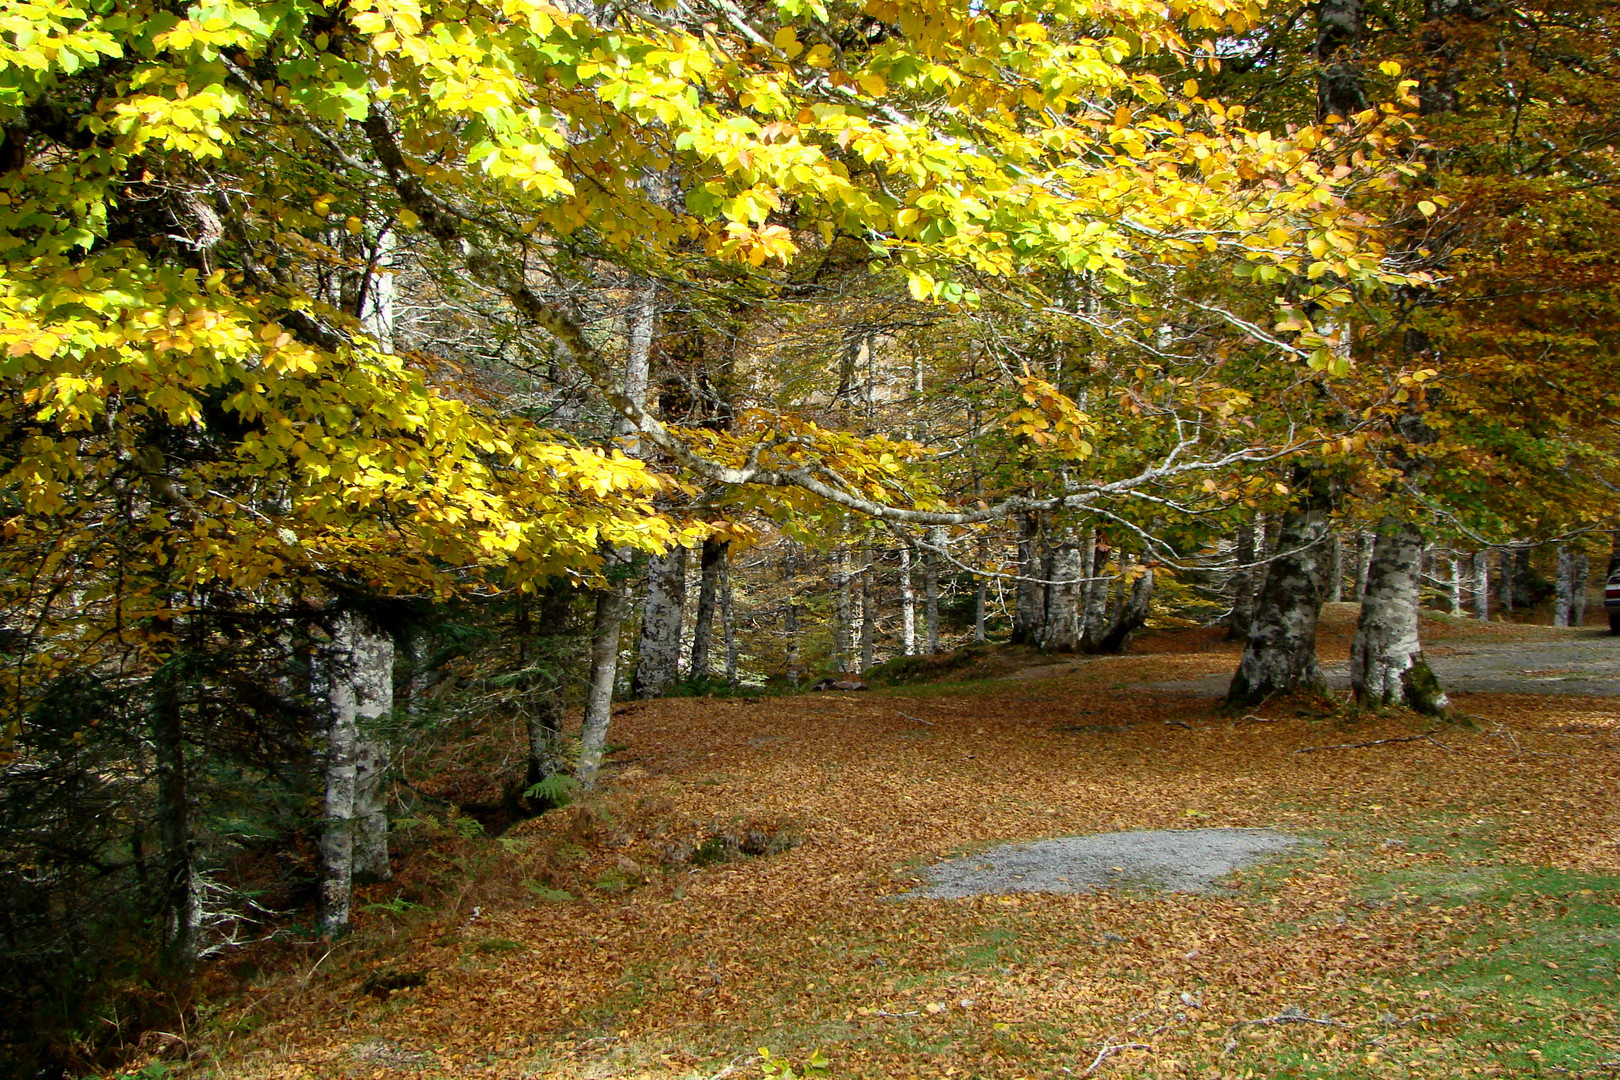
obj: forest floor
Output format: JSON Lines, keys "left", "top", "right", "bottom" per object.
{"left": 201, "top": 609, "right": 1620, "bottom": 1080}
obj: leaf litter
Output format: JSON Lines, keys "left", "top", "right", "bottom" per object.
{"left": 215, "top": 617, "right": 1620, "bottom": 1080}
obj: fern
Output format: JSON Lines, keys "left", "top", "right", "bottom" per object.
{"left": 523, "top": 773, "right": 579, "bottom": 806}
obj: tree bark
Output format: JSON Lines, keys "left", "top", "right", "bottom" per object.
{"left": 632, "top": 546, "right": 687, "bottom": 697}
{"left": 1043, "top": 538, "right": 1083, "bottom": 652}
{"left": 783, "top": 544, "right": 802, "bottom": 683}
{"left": 1227, "top": 474, "right": 1335, "bottom": 705}
{"left": 923, "top": 536, "right": 941, "bottom": 655}
{"left": 1350, "top": 519, "right": 1450, "bottom": 715}
{"left": 1473, "top": 550, "right": 1490, "bottom": 621}
{"left": 321, "top": 611, "right": 394, "bottom": 933}
{"left": 576, "top": 583, "right": 626, "bottom": 787}
{"left": 832, "top": 547, "right": 853, "bottom": 668}
{"left": 575, "top": 279, "right": 654, "bottom": 778}
{"left": 1573, "top": 552, "right": 1590, "bottom": 626}
{"left": 689, "top": 538, "right": 726, "bottom": 680}
{"left": 1555, "top": 545, "right": 1575, "bottom": 627}
{"left": 972, "top": 531, "right": 988, "bottom": 644}
{"left": 1012, "top": 512, "right": 1045, "bottom": 645}
{"left": 720, "top": 555, "right": 738, "bottom": 684}
{"left": 1227, "top": 520, "right": 1258, "bottom": 639}
{"left": 898, "top": 545, "right": 917, "bottom": 656}
{"left": 1094, "top": 558, "right": 1154, "bottom": 654}
{"left": 1327, "top": 532, "right": 1344, "bottom": 603}
{"left": 1081, "top": 539, "right": 1111, "bottom": 650}
{"left": 859, "top": 547, "right": 877, "bottom": 672}
{"left": 153, "top": 658, "right": 198, "bottom": 968}
{"left": 1499, "top": 548, "right": 1515, "bottom": 613}
{"left": 1356, "top": 529, "right": 1375, "bottom": 600}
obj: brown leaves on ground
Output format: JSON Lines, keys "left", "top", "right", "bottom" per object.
{"left": 215, "top": 625, "right": 1620, "bottom": 1080}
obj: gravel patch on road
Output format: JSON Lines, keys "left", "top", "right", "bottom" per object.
{"left": 905, "top": 828, "right": 1301, "bottom": 899}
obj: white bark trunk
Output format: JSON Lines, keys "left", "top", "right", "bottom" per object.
{"left": 1081, "top": 541, "right": 1111, "bottom": 650}
{"left": 899, "top": 545, "right": 916, "bottom": 656}
{"left": 972, "top": 532, "right": 988, "bottom": 644}
{"left": 923, "top": 530, "right": 942, "bottom": 654}
{"left": 1574, "top": 553, "right": 1590, "bottom": 625}
{"left": 690, "top": 538, "right": 725, "bottom": 679}
{"left": 577, "top": 277, "right": 655, "bottom": 777}
{"left": 1555, "top": 545, "right": 1575, "bottom": 627}
{"left": 1448, "top": 553, "right": 1463, "bottom": 615}
{"left": 1350, "top": 519, "right": 1449, "bottom": 714}
{"left": 1044, "top": 539, "right": 1083, "bottom": 652}
{"left": 576, "top": 584, "right": 626, "bottom": 787}
{"left": 859, "top": 547, "right": 877, "bottom": 671}
{"left": 1473, "top": 551, "right": 1489, "bottom": 621}
{"left": 832, "top": 547, "right": 853, "bottom": 668}
{"left": 1012, "top": 513, "right": 1044, "bottom": 644}
{"left": 633, "top": 546, "right": 687, "bottom": 697}
{"left": 321, "top": 612, "right": 394, "bottom": 933}
{"left": 1326, "top": 532, "right": 1344, "bottom": 603}
{"left": 1356, "top": 529, "right": 1375, "bottom": 600}
{"left": 1227, "top": 480, "right": 1334, "bottom": 705}
{"left": 1228, "top": 521, "right": 1257, "bottom": 639}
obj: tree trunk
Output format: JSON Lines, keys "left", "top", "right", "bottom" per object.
{"left": 1227, "top": 521, "right": 1258, "bottom": 639}
{"left": 1094, "top": 559, "right": 1154, "bottom": 654}
{"left": 783, "top": 544, "right": 802, "bottom": 683}
{"left": 153, "top": 659, "right": 198, "bottom": 968}
{"left": 321, "top": 611, "right": 394, "bottom": 933}
{"left": 923, "top": 537, "right": 941, "bottom": 655}
{"left": 720, "top": 555, "right": 738, "bottom": 684}
{"left": 575, "top": 278, "right": 654, "bottom": 778}
{"left": 1555, "top": 545, "right": 1575, "bottom": 627}
{"left": 1012, "top": 512, "right": 1045, "bottom": 645}
{"left": 1574, "top": 552, "right": 1590, "bottom": 626}
{"left": 1044, "top": 539, "right": 1083, "bottom": 652}
{"left": 689, "top": 538, "right": 726, "bottom": 679}
{"left": 1473, "top": 550, "right": 1490, "bottom": 621}
{"left": 1326, "top": 532, "right": 1344, "bottom": 603}
{"left": 633, "top": 546, "right": 687, "bottom": 697}
{"left": 1350, "top": 519, "right": 1450, "bottom": 715}
{"left": 832, "top": 547, "right": 853, "bottom": 668}
{"left": 1227, "top": 475, "right": 1335, "bottom": 705}
{"left": 1499, "top": 548, "right": 1515, "bottom": 613}
{"left": 1081, "top": 539, "right": 1111, "bottom": 650}
{"left": 1356, "top": 529, "right": 1375, "bottom": 599}
{"left": 899, "top": 545, "right": 917, "bottom": 656}
{"left": 577, "top": 583, "right": 627, "bottom": 787}
{"left": 972, "top": 531, "right": 984, "bottom": 641}
{"left": 859, "top": 546, "right": 876, "bottom": 672}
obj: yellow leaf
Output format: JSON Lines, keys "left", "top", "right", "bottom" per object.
{"left": 1417, "top": 200, "right": 1437, "bottom": 217}
{"left": 857, "top": 73, "right": 887, "bottom": 96}
{"left": 1378, "top": 60, "right": 1402, "bottom": 77}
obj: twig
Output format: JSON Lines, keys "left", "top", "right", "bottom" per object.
{"left": 1424, "top": 734, "right": 1463, "bottom": 755}
{"left": 705, "top": 1053, "right": 759, "bottom": 1080}
{"left": 1081, "top": 1040, "right": 1151, "bottom": 1075}
{"left": 1295, "top": 730, "right": 1438, "bottom": 754}
{"left": 1163, "top": 720, "right": 1192, "bottom": 730}
{"left": 1241, "top": 1008, "right": 1341, "bottom": 1028}
{"left": 875, "top": 1009, "right": 920, "bottom": 1017}
{"left": 1240, "top": 714, "right": 1283, "bottom": 723}
{"left": 897, "top": 712, "right": 936, "bottom": 726}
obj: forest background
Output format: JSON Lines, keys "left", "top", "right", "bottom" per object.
{"left": 1, "top": 0, "right": 1617, "bottom": 1073}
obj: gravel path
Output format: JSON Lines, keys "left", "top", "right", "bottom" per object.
{"left": 1139, "top": 630, "right": 1620, "bottom": 697}
{"left": 902, "top": 829, "right": 1301, "bottom": 899}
